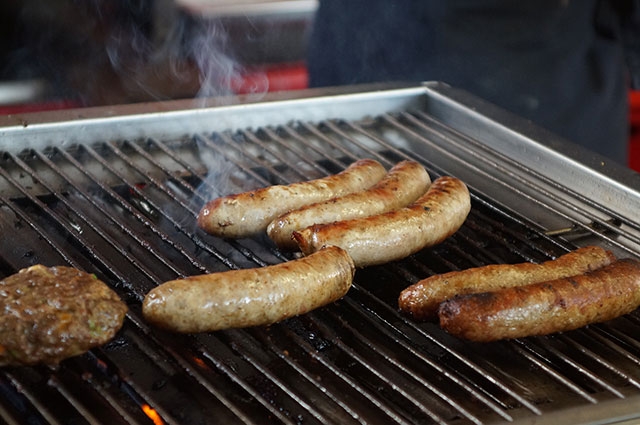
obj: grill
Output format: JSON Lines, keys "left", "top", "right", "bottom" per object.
{"left": 1, "top": 82, "right": 640, "bottom": 425}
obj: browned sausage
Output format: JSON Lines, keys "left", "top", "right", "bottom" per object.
{"left": 293, "top": 176, "right": 471, "bottom": 268}
{"left": 438, "top": 258, "right": 640, "bottom": 342}
{"left": 267, "top": 160, "right": 431, "bottom": 250}
{"left": 399, "top": 245, "right": 616, "bottom": 321}
{"left": 142, "top": 246, "right": 355, "bottom": 333}
{"left": 197, "top": 159, "right": 387, "bottom": 238}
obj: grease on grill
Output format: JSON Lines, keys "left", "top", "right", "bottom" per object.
{"left": 0, "top": 265, "right": 127, "bottom": 366}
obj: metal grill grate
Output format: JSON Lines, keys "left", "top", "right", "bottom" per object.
{"left": 1, "top": 85, "right": 640, "bottom": 425}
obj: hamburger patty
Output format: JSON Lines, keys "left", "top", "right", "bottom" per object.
{"left": 0, "top": 265, "right": 127, "bottom": 366}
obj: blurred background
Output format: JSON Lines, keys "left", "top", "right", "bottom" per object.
{"left": 0, "top": 0, "right": 314, "bottom": 109}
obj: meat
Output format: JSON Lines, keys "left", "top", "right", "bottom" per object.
{"left": 0, "top": 265, "right": 127, "bottom": 366}
{"left": 197, "top": 159, "right": 387, "bottom": 239}
{"left": 142, "top": 246, "right": 355, "bottom": 333}
{"left": 267, "top": 160, "right": 431, "bottom": 250}
{"left": 438, "top": 258, "right": 640, "bottom": 342}
{"left": 398, "top": 245, "right": 616, "bottom": 320}
{"left": 293, "top": 176, "right": 471, "bottom": 268}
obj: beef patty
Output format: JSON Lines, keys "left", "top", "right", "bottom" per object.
{"left": 0, "top": 265, "right": 127, "bottom": 366}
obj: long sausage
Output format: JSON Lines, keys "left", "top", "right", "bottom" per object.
{"left": 142, "top": 246, "right": 355, "bottom": 333}
{"left": 399, "top": 245, "right": 616, "bottom": 321}
{"left": 438, "top": 258, "right": 640, "bottom": 342}
{"left": 267, "top": 160, "right": 431, "bottom": 250}
{"left": 197, "top": 159, "right": 386, "bottom": 238}
{"left": 293, "top": 176, "right": 471, "bottom": 268}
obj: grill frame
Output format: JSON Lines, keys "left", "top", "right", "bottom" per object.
{"left": 2, "top": 82, "right": 638, "bottom": 234}
{"left": 1, "top": 81, "right": 640, "bottom": 425}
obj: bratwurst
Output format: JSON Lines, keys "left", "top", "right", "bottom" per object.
{"left": 399, "top": 245, "right": 616, "bottom": 320}
{"left": 142, "top": 246, "right": 355, "bottom": 333}
{"left": 197, "top": 159, "right": 386, "bottom": 238}
{"left": 293, "top": 176, "right": 471, "bottom": 268}
{"left": 267, "top": 160, "right": 431, "bottom": 250}
{"left": 438, "top": 258, "right": 640, "bottom": 342}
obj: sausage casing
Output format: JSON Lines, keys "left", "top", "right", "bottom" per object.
{"left": 142, "top": 246, "right": 355, "bottom": 333}
{"left": 267, "top": 160, "right": 431, "bottom": 250}
{"left": 399, "top": 245, "right": 616, "bottom": 320}
{"left": 197, "top": 159, "right": 386, "bottom": 238}
{"left": 438, "top": 258, "right": 640, "bottom": 342}
{"left": 293, "top": 176, "right": 471, "bottom": 268}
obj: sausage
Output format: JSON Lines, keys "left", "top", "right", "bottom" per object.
{"left": 438, "top": 258, "right": 640, "bottom": 342}
{"left": 197, "top": 159, "right": 387, "bottom": 238}
{"left": 142, "top": 246, "right": 355, "bottom": 333}
{"left": 293, "top": 176, "right": 471, "bottom": 268}
{"left": 399, "top": 245, "right": 616, "bottom": 321}
{"left": 267, "top": 160, "right": 431, "bottom": 250}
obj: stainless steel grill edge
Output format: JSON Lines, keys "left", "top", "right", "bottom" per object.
{"left": 0, "top": 82, "right": 639, "bottom": 425}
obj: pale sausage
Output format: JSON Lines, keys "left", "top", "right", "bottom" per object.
{"left": 293, "top": 176, "right": 471, "bottom": 268}
{"left": 142, "top": 246, "right": 355, "bottom": 332}
{"left": 197, "top": 159, "right": 387, "bottom": 238}
{"left": 267, "top": 160, "right": 431, "bottom": 250}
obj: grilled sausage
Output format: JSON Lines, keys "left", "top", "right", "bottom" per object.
{"left": 438, "top": 258, "right": 640, "bottom": 342}
{"left": 267, "top": 160, "right": 431, "bottom": 250}
{"left": 293, "top": 176, "right": 471, "bottom": 268}
{"left": 399, "top": 245, "right": 616, "bottom": 321}
{"left": 197, "top": 159, "right": 387, "bottom": 238}
{"left": 142, "top": 246, "right": 355, "bottom": 333}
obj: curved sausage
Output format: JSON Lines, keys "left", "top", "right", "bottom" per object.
{"left": 293, "top": 176, "right": 471, "bottom": 268}
{"left": 267, "top": 160, "right": 431, "bottom": 250}
{"left": 438, "top": 258, "right": 640, "bottom": 342}
{"left": 142, "top": 246, "right": 355, "bottom": 333}
{"left": 399, "top": 245, "right": 616, "bottom": 321}
{"left": 197, "top": 159, "right": 386, "bottom": 238}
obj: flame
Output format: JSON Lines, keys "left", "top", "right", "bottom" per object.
{"left": 141, "top": 404, "right": 165, "bottom": 425}
{"left": 193, "top": 357, "right": 206, "bottom": 369}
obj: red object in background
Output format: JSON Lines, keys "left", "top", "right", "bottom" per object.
{"left": 0, "top": 99, "right": 80, "bottom": 115}
{"left": 234, "top": 62, "right": 308, "bottom": 95}
{"left": 0, "top": 63, "right": 309, "bottom": 117}
{"left": 630, "top": 90, "right": 640, "bottom": 172}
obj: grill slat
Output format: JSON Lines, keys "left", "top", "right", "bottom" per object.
{"left": 561, "top": 335, "right": 640, "bottom": 391}
{"left": 395, "top": 110, "right": 640, "bottom": 255}
{"left": 341, "top": 284, "right": 543, "bottom": 417}
{"left": 511, "top": 340, "right": 599, "bottom": 404}
{"left": 313, "top": 306, "right": 505, "bottom": 424}
{"left": 1, "top": 84, "right": 640, "bottom": 424}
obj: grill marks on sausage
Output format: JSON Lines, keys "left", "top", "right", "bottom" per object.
{"left": 398, "top": 246, "right": 616, "bottom": 320}
{"left": 438, "top": 258, "right": 640, "bottom": 342}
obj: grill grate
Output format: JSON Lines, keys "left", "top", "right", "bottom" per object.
{"left": 1, "top": 103, "right": 640, "bottom": 425}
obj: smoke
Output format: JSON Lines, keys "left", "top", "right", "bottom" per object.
{"left": 101, "top": 8, "right": 269, "bottom": 104}
{"left": 188, "top": 20, "right": 245, "bottom": 99}
{"left": 3, "top": 2, "right": 274, "bottom": 211}
{"left": 0, "top": 2, "right": 269, "bottom": 106}
{"left": 102, "top": 11, "right": 269, "bottom": 104}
